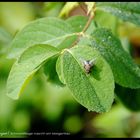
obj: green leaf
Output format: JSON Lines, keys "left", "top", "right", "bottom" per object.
{"left": 7, "top": 44, "right": 59, "bottom": 99}
{"left": 8, "top": 17, "right": 76, "bottom": 59}
{"left": 90, "top": 28, "right": 140, "bottom": 88}
{"left": 115, "top": 84, "right": 140, "bottom": 111}
{"left": 66, "top": 15, "right": 97, "bottom": 48}
{"left": 56, "top": 53, "right": 66, "bottom": 85}
{"left": 77, "top": 19, "right": 97, "bottom": 46}
{"left": 57, "top": 36, "right": 77, "bottom": 50}
{"left": 96, "top": 2, "right": 140, "bottom": 25}
{"left": 66, "top": 16, "right": 88, "bottom": 32}
{"left": 66, "top": 15, "right": 97, "bottom": 47}
{"left": 57, "top": 16, "right": 89, "bottom": 50}
{"left": 94, "top": 10, "right": 118, "bottom": 34}
{"left": 57, "top": 15, "right": 97, "bottom": 50}
{"left": 66, "top": 15, "right": 97, "bottom": 34}
{"left": 57, "top": 45, "right": 114, "bottom": 112}
{"left": 44, "top": 55, "right": 64, "bottom": 86}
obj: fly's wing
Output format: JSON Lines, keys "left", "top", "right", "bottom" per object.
{"left": 89, "top": 58, "right": 96, "bottom": 66}
{"left": 80, "top": 58, "right": 88, "bottom": 67}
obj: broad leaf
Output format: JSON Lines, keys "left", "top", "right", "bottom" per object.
{"left": 8, "top": 17, "right": 76, "bottom": 59}
{"left": 56, "top": 45, "right": 114, "bottom": 112}
{"left": 96, "top": 2, "right": 140, "bottom": 25}
{"left": 90, "top": 28, "right": 140, "bottom": 88}
{"left": 7, "top": 44, "right": 59, "bottom": 99}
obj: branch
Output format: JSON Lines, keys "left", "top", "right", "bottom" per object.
{"left": 68, "top": 3, "right": 96, "bottom": 48}
{"left": 69, "top": 13, "right": 94, "bottom": 48}
{"left": 82, "top": 12, "right": 94, "bottom": 33}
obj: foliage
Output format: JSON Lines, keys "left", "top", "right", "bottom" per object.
{"left": 6, "top": 2, "right": 140, "bottom": 114}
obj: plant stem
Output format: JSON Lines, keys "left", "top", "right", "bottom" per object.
{"left": 69, "top": 12, "right": 94, "bottom": 48}
{"left": 82, "top": 12, "right": 94, "bottom": 33}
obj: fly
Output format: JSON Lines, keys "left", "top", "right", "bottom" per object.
{"left": 80, "top": 58, "right": 96, "bottom": 74}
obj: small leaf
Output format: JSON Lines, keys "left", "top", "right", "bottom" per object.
{"left": 115, "top": 84, "right": 140, "bottom": 111}
{"left": 7, "top": 44, "right": 59, "bottom": 99}
{"left": 96, "top": 2, "right": 140, "bottom": 25}
{"left": 8, "top": 17, "right": 76, "bottom": 59}
{"left": 57, "top": 45, "right": 114, "bottom": 112}
{"left": 90, "top": 28, "right": 140, "bottom": 88}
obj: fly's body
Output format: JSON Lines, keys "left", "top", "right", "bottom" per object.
{"left": 81, "top": 58, "right": 96, "bottom": 74}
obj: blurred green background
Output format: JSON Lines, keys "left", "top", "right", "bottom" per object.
{"left": 1, "top": 2, "right": 140, "bottom": 138}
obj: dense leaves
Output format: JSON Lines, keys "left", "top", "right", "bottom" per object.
{"left": 6, "top": 2, "right": 140, "bottom": 113}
